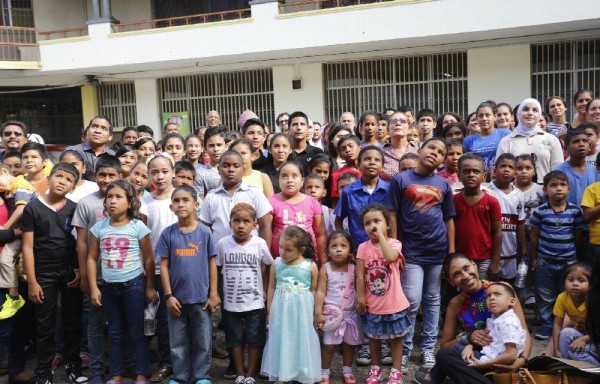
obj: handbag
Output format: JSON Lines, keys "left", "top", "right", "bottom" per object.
{"left": 490, "top": 368, "right": 593, "bottom": 384}
{"left": 321, "top": 264, "right": 354, "bottom": 332}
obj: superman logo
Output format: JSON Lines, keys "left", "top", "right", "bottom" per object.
{"left": 404, "top": 185, "right": 442, "bottom": 213}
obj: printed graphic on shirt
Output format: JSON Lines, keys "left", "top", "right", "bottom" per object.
{"left": 176, "top": 242, "right": 201, "bottom": 257}
{"left": 100, "top": 236, "right": 131, "bottom": 269}
{"left": 223, "top": 251, "right": 262, "bottom": 305}
{"left": 501, "top": 202, "right": 522, "bottom": 232}
{"left": 404, "top": 185, "right": 442, "bottom": 214}
{"left": 366, "top": 259, "right": 392, "bottom": 297}
{"left": 283, "top": 209, "right": 307, "bottom": 228}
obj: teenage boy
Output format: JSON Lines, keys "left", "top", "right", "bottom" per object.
{"left": 22, "top": 163, "right": 87, "bottom": 384}
{"left": 242, "top": 118, "right": 268, "bottom": 170}
{"left": 137, "top": 124, "right": 154, "bottom": 139}
{"left": 72, "top": 155, "right": 121, "bottom": 384}
{"left": 453, "top": 153, "right": 503, "bottom": 280}
{"left": 289, "top": 111, "right": 323, "bottom": 169}
{"left": 416, "top": 109, "right": 437, "bottom": 143}
{"left": 195, "top": 127, "right": 226, "bottom": 199}
{"left": 330, "top": 135, "right": 362, "bottom": 207}
{"left": 530, "top": 170, "right": 584, "bottom": 340}
{"left": 21, "top": 142, "right": 49, "bottom": 195}
{"left": 554, "top": 127, "right": 598, "bottom": 207}
{"left": 158, "top": 185, "right": 219, "bottom": 384}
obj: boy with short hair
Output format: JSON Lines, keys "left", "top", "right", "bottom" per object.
{"left": 3, "top": 150, "right": 24, "bottom": 176}
{"left": 330, "top": 136, "right": 362, "bottom": 206}
{"left": 288, "top": 111, "right": 323, "bottom": 167}
{"left": 217, "top": 202, "right": 273, "bottom": 384}
{"left": 530, "top": 170, "right": 584, "bottom": 340}
{"left": 195, "top": 127, "right": 226, "bottom": 199}
{"left": 174, "top": 160, "right": 201, "bottom": 217}
{"left": 21, "top": 142, "right": 49, "bottom": 195}
{"left": 137, "top": 124, "right": 154, "bottom": 138}
{"left": 159, "top": 185, "right": 219, "bottom": 384}
{"left": 416, "top": 109, "right": 437, "bottom": 143}
{"left": 579, "top": 122, "right": 599, "bottom": 167}
{"left": 398, "top": 153, "right": 419, "bottom": 173}
{"left": 22, "top": 163, "right": 88, "bottom": 384}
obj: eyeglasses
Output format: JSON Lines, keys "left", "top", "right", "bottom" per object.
{"left": 278, "top": 119, "right": 289, "bottom": 125}
{"left": 2, "top": 130, "right": 23, "bottom": 137}
{"left": 389, "top": 119, "right": 409, "bottom": 125}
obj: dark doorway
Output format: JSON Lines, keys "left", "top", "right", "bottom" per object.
{"left": 153, "top": 0, "right": 250, "bottom": 18}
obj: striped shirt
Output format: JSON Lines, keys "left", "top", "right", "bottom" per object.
{"left": 528, "top": 202, "right": 584, "bottom": 260}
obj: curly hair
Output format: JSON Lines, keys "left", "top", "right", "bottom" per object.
{"left": 104, "top": 180, "right": 142, "bottom": 220}
{"left": 281, "top": 225, "right": 316, "bottom": 260}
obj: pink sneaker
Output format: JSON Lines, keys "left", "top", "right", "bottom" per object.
{"left": 366, "top": 366, "right": 383, "bottom": 384}
{"left": 343, "top": 372, "right": 357, "bottom": 384}
{"left": 320, "top": 375, "right": 330, "bottom": 384}
{"left": 387, "top": 369, "right": 403, "bottom": 384}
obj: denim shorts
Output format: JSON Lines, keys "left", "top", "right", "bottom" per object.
{"left": 222, "top": 308, "right": 267, "bottom": 348}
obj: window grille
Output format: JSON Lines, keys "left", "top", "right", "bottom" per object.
{"left": 159, "top": 68, "right": 274, "bottom": 131}
{"left": 324, "top": 52, "right": 468, "bottom": 121}
{"left": 532, "top": 39, "right": 600, "bottom": 121}
{"left": 97, "top": 82, "right": 137, "bottom": 130}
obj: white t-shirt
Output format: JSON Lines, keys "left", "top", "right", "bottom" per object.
{"left": 216, "top": 235, "right": 273, "bottom": 312}
{"left": 143, "top": 194, "right": 177, "bottom": 274}
{"left": 67, "top": 180, "right": 99, "bottom": 203}
{"left": 487, "top": 183, "right": 526, "bottom": 258}
{"left": 480, "top": 308, "right": 526, "bottom": 362}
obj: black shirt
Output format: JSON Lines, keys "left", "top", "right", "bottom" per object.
{"left": 252, "top": 152, "right": 269, "bottom": 171}
{"left": 21, "top": 197, "right": 77, "bottom": 272}
{"left": 294, "top": 145, "right": 323, "bottom": 173}
{"left": 261, "top": 163, "right": 281, "bottom": 194}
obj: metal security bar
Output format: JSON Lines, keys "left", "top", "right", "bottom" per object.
{"left": 324, "top": 52, "right": 468, "bottom": 121}
{"left": 159, "top": 69, "right": 275, "bottom": 131}
{"left": 532, "top": 39, "right": 600, "bottom": 122}
{"left": 97, "top": 82, "right": 137, "bottom": 130}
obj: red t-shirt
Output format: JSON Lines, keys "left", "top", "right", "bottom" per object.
{"left": 454, "top": 192, "right": 502, "bottom": 260}
{"left": 330, "top": 166, "right": 361, "bottom": 198}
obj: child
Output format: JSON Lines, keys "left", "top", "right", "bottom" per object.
{"left": 335, "top": 173, "right": 358, "bottom": 234}
{"left": 60, "top": 150, "right": 99, "bottom": 202}
{"left": 530, "top": 170, "right": 584, "bottom": 340}
{"left": 398, "top": 153, "right": 418, "bottom": 173}
{"left": 21, "top": 141, "right": 49, "bottom": 195}
{"left": 22, "top": 163, "right": 87, "bottom": 384}
{"left": 454, "top": 153, "right": 503, "bottom": 280}
{"left": 385, "top": 137, "right": 455, "bottom": 371}
{"left": 134, "top": 137, "right": 157, "bottom": 161}
{"left": 262, "top": 133, "right": 295, "bottom": 195}
{"left": 356, "top": 204, "right": 410, "bottom": 384}
{"left": 580, "top": 122, "right": 599, "bottom": 168}
{"left": 196, "top": 127, "right": 226, "bottom": 200}
{"left": 216, "top": 203, "right": 273, "bottom": 384}
{"left": 157, "top": 185, "right": 219, "bottom": 384}
{"left": 303, "top": 175, "right": 335, "bottom": 235}
{"left": 358, "top": 111, "right": 380, "bottom": 147}
{"left": 437, "top": 140, "right": 463, "bottom": 187}
{"left": 184, "top": 134, "right": 203, "bottom": 168}
{"left": 553, "top": 263, "right": 597, "bottom": 364}
{"left": 416, "top": 109, "right": 437, "bottom": 143}
{"left": 307, "top": 154, "right": 334, "bottom": 206}
{"left": 241, "top": 118, "right": 269, "bottom": 171}
{"left": 314, "top": 231, "right": 363, "bottom": 384}
{"left": 269, "top": 161, "right": 327, "bottom": 263}
{"left": 261, "top": 225, "right": 321, "bottom": 383}
{"left": 3, "top": 150, "right": 24, "bottom": 176}
{"left": 230, "top": 138, "right": 274, "bottom": 197}
{"left": 127, "top": 161, "right": 150, "bottom": 199}
{"left": 407, "top": 126, "right": 419, "bottom": 145}
{"left": 487, "top": 154, "right": 527, "bottom": 283}
{"left": 115, "top": 145, "right": 139, "bottom": 178}
{"left": 163, "top": 133, "right": 185, "bottom": 163}
{"left": 173, "top": 161, "right": 195, "bottom": 189}
{"left": 88, "top": 180, "right": 158, "bottom": 384}
{"left": 515, "top": 154, "right": 544, "bottom": 222}
{"left": 334, "top": 146, "right": 389, "bottom": 250}
{"left": 331, "top": 135, "right": 362, "bottom": 205}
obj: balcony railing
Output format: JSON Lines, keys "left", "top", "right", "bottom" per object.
{"left": 38, "top": 27, "right": 88, "bottom": 41}
{"left": 279, "top": 0, "right": 393, "bottom": 13}
{"left": 0, "top": 26, "right": 37, "bottom": 61}
{"left": 113, "top": 8, "right": 251, "bottom": 33}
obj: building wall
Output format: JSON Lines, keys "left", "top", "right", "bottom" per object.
{"left": 32, "top": 0, "right": 86, "bottom": 32}
{"left": 273, "top": 63, "right": 324, "bottom": 123}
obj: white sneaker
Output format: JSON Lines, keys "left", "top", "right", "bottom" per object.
{"left": 401, "top": 355, "right": 409, "bottom": 374}
{"left": 421, "top": 350, "right": 435, "bottom": 369}
{"left": 381, "top": 342, "right": 392, "bottom": 365}
{"left": 235, "top": 376, "right": 246, "bottom": 384}
{"left": 356, "top": 345, "right": 371, "bottom": 366}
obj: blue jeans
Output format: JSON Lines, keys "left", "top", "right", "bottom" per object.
{"left": 102, "top": 274, "right": 149, "bottom": 376}
{"left": 558, "top": 328, "right": 600, "bottom": 366}
{"left": 534, "top": 258, "right": 574, "bottom": 329}
{"left": 474, "top": 259, "right": 492, "bottom": 280}
{"left": 168, "top": 303, "right": 212, "bottom": 383}
{"left": 400, "top": 263, "right": 442, "bottom": 355}
{"left": 87, "top": 292, "right": 105, "bottom": 377}
{"left": 154, "top": 276, "right": 171, "bottom": 367}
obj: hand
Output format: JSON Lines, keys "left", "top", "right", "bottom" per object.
{"left": 90, "top": 288, "right": 102, "bottom": 307}
{"left": 529, "top": 256, "right": 537, "bottom": 271}
{"left": 554, "top": 350, "right": 563, "bottom": 358}
{"left": 67, "top": 269, "right": 81, "bottom": 288}
{"left": 28, "top": 281, "right": 44, "bottom": 304}
{"left": 470, "top": 329, "right": 493, "bottom": 347}
{"left": 167, "top": 296, "right": 182, "bottom": 317}
{"left": 569, "top": 336, "right": 588, "bottom": 352}
{"left": 461, "top": 344, "right": 474, "bottom": 363}
{"left": 314, "top": 313, "right": 325, "bottom": 329}
{"left": 80, "top": 276, "right": 90, "bottom": 296}
{"left": 356, "top": 300, "right": 366, "bottom": 315}
{"left": 146, "top": 288, "right": 158, "bottom": 304}
{"left": 13, "top": 228, "right": 22, "bottom": 237}
{"left": 488, "top": 261, "right": 500, "bottom": 281}
{"left": 398, "top": 256, "right": 406, "bottom": 272}
{"left": 493, "top": 356, "right": 527, "bottom": 373}
{"left": 204, "top": 294, "right": 221, "bottom": 313}
{"left": 469, "top": 357, "right": 489, "bottom": 370}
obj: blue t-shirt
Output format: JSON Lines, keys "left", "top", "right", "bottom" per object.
{"left": 385, "top": 169, "right": 455, "bottom": 264}
{"left": 90, "top": 217, "right": 151, "bottom": 283}
{"left": 156, "top": 222, "right": 216, "bottom": 304}
{"left": 463, "top": 129, "right": 511, "bottom": 170}
{"left": 553, "top": 162, "right": 599, "bottom": 207}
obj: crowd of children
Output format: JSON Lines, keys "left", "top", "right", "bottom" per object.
{"left": 0, "top": 93, "right": 599, "bottom": 384}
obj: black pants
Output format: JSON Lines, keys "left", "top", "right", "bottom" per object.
{"left": 34, "top": 269, "right": 83, "bottom": 378}
{"left": 430, "top": 347, "right": 493, "bottom": 384}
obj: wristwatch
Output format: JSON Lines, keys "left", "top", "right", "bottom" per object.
{"left": 518, "top": 353, "right": 529, "bottom": 364}
{"left": 164, "top": 293, "right": 173, "bottom": 300}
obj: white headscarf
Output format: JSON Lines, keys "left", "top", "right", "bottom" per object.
{"left": 514, "top": 98, "right": 542, "bottom": 137}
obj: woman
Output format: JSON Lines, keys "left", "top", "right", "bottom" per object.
{"left": 545, "top": 96, "right": 571, "bottom": 140}
{"left": 435, "top": 112, "right": 462, "bottom": 138}
{"left": 414, "top": 253, "right": 531, "bottom": 384}
{"left": 466, "top": 112, "right": 480, "bottom": 135}
{"left": 586, "top": 98, "right": 600, "bottom": 131}
{"left": 326, "top": 124, "right": 353, "bottom": 169}
{"left": 496, "top": 98, "right": 563, "bottom": 182}
{"left": 380, "top": 111, "right": 419, "bottom": 181}
{"left": 572, "top": 89, "right": 594, "bottom": 128}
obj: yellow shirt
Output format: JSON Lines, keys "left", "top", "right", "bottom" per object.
{"left": 581, "top": 182, "right": 600, "bottom": 244}
{"left": 552, "top": 292, "right": 587, "bottom": 332}
{"left": 242, "top": 170, "right": 264, "bottom": 194}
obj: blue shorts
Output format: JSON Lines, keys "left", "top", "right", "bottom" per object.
{"left": 222, "top": 308, "right": 267, "bottom": 348}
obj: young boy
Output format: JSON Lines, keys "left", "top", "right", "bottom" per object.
{"left": 22, "top": 163, "right": 87, "bottom": 384}
{"left": 454, "top": 153, "right": 503, "bottom": 280}
{"left": 416, "top": 109, "right": 437, "bottom": 143}
{"left": 158, "top": 184, "right": 219, "bottom": 384}
{"left": 554, "top": 127, "right": 598, "bottom": 207}
{"left": 288, "top": 111, "right": 323, "bottom": 169}
{"left": 174, "top": 161, "right": 201, "bottom": 217}
{"left": 71, "top": 155, "right": 121, "bottom": 384}
{"left": 330, "top": 135, "right": 362, "bottom": 206}
{"left": 196, "top": 127, "right": 226, "bottom": 200}
{"left": 398, "top": 153, "right": 419, "bottom": 173}
{"left": 3, "top": 150, "right": 25, "bottom": 176}
{"left": 437, "top": 140, "right": 463, "bottom": 187}
{"left": 530, "top": 170, "right": 584, "bottom": 340}
{"left": 580, "top": 122, "right": 599, "bottom": 167}
{"left": 0, "top": 163, "right": 36, "bottom": 318}
{"left": 21, "top": 142, "right": 49, "bottom": 195}
{"left": 303, "top": 175, "right": 335, "bottom": 235}
{"left": 216, "top": 203, "right": 273, "bottom": 384}
{"left": 407, "top": 126, "right": 420, "bottom": 145}
{"left": 385, "top": 137, "right": 455, "bottom": 372}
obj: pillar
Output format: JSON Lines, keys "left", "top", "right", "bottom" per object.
{"left": 81, "top": 85, "right": 99, "bottom": 130}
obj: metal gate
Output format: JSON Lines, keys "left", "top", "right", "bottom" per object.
{"left": 98, "top": 82, "right": 137, "bottom": 130}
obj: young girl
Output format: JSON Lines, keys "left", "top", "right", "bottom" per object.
{"left": 134, "top": 137, "right": 157, "bottom": 161}
{"left": 554, "top": 263, "right": 598, "bottom": 366}
{"left": 328, "top": 125, "right": 353, "bottom": 169}
{"left": 303, "top": 175, "right": 335, "bottom": 235}
{"left": 308, "top": 154, "right": 334, "bottom": 206}
{"left": 314, "top": 231, "right": 363, "bottom": 384}
{"left": 115, "top": 145, "right": 139, "bottom": 178}
{"left": 163, "top": 133, "right": 185, "bottom": 163}
{"left": 356, "top": 204, "right": 410, "bottom": 384}
{"left": 230, "top": 138, "right": 274, "bottom": 197}
{"left": 358, "top": 111, "right": 380, "bottom": 146}
{"left": 437, "top": 139, "right": 463, "bottom": 187}
{"left": 269, "top": 161, "right": 327, "bottom": 263}
{"left": 127, "top": 161, "right": 151, "bottom": 199}
{"left": 261, "top": 225, "right": 321, "bottom": 383}
{"left": 262, "top": 133, "right": 294, "bottom": 194}
{"left": 88, "top": 180, "right": 158, "bottom": 384}
{"left": 59, "top": 150, "right": 99, "bottom": 202}
{"left": 184, "top": 134, "right": 202, "bottom": 168}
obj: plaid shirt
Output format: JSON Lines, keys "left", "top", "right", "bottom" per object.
{"left": 195, "top": 163, "right": 221, "bottom": 199}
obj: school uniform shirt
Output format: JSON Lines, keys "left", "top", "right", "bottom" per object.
{"left": 528, "top": 201, "right": 584, "bottom": 260}
{"left": 463, "top": 128, "right": 511, "bottom": 171}
{"left": 581, "top": 182, "right": 600, "bottom": 245}
{"left": 486, "top": 183, "right": 526, "bottom": 259}
{"left": 553, "top": 162, "right": 598, "bottom": 207}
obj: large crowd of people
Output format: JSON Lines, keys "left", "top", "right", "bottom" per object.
{"left": 0, "top": 92, "right": 598, "bottom": 384}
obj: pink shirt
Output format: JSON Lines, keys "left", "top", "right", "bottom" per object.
{"left": 357, "top": 239, "right": 409, "bottom": 315}
{"left": 437, "top": 169, "right": 459, "bottom": 187}
{"left": 269, "top": 193, "right": 323, "bottom": 257}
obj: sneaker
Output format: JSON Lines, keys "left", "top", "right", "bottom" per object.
{"left": 65, "top": 364, "right": 88, "bottom": 384}
{"left": 401, "top": 355, "right": 409, "bottom": 374}
{"left": 0, "top": 295, "right": 25, "bottom": 320}
{"left": 414, "top": 371, "right": 435, "bottom": 384}
{"left": 50, "top": 354, "right": 63, "bottom": 370}
{"left": 342, "top": 372, "right": 357, "bottom": 384}
{"left": 243, "top": 378, "right": 256, "bottom": 384}
{"left": 79, "top": 352, "right": 90, "bottom": 368}
{"left": 223, "top": 360, "right": 237, "bottom": 380}
{"left": 381, "top": 343, "right": 392, "bottom": 365}
{"left": 421, "top": 350, "right": 435, "bottom": 369}
{"left": 320, "top": 375, "right": 330, "bottom": 384}
{"left": 195, "top": 380, "right": 211, "bottom": 384}
{"left": 36, "top": 378, "right": 53, "bottom": 384}
{"left": 234, "top": 376, "right": 245, "bottom": 384}
{"left": 534, "top": 326, "right": 552, "bottom": 340}
{"left": 168, "top": 380, "right": 180, "bottom": 384}
{"left": 355, "top": 345, "right": 371, "bottom": 366}
{"left": 366, "top": 366, "right": 383, "bottom": 384}
{"left": 387, "top": 370, "right": 403, "bottom": 384}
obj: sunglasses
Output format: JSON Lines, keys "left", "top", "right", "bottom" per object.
{"left": 3, "top": 131, "right": 23, "bottom": 137}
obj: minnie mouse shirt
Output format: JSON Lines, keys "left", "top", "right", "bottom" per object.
{"left": 357, "top": 238, "right": 409, "bottom": 315}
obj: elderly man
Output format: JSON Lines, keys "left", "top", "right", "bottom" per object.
{"left": 0, "top": 120, "right": 28, "bottom": 162}
{"left": 339, "top": 112, "right": 356, "bottom": 131}
{"left": 206, "top": 110, "right": 222, "bottom": 128}
{"left": 67, "top": 115, "right": 115, "bottom": 180}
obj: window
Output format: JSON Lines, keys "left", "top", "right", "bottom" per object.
{"left": 98, "top": 82, "right": 137, "bottom": 130}
{"left": 324, "top": 52, "right": 468, "bottom": 121}
{"left": 1, "top": 0, "right": 33, "bottom": 27}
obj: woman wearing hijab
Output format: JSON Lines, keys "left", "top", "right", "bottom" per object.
{"left": 496, "top": 98, "right": 563, "bottom": 183}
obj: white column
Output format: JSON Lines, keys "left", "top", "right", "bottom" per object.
{"left": 134, "top": 78, "right": 162, "bottom": 141}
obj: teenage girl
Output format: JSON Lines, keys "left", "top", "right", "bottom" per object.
{"left": 230, "top": 138, "right": 274, "bottom": 197}
{"left": 134, "top": 137, "right": 157, "bottom": 161}
{"left": 126, "top": 161, "right": 151, "bottom": 199}
{"left": 262, "top": 133, "right": 294, "bottom": 194}
{"left": 356, "top": 204, "right": 410, "bottom": 384}
{"left": 184, "top": 134, "right": 202, "bottom": 168}
{"left": 496, "top": 103, "right": 513, "bottom": 129}
{"left": 88, "top": 180, "right": 158, "bottom": 384}
{"left": 269, "top": 162, "right": 327, "bottom": 264}
{"left": 358, "top": 111, "right": 380, "bottom": 146}
{"left": 115, "top": 145, "right": 139, "bottom": 178}
{"left": 314, "top": 231, "right": 363, "bottom": 384}
{"left": 261, "top": 225, "right": 321, "bottom": 384}
{"left": 163, "top": 133, "right": 185, "bottom": 163}
{"left": 59, "top": 150, "right": 99, "bottom": 202}
{"left": 572, "top": 89, "right": 594, "bottom": 128}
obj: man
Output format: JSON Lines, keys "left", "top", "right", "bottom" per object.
{"left": 276, "top": 112, "right": 289, "bottom": 134}
{"left": 339, "top": 112, "right": 356, "bottom": 132}
{"left": 0, "top": 120, "right": 28, "bottom": 162}
{"left": 163, "top": 122, "right": 180, "bottom": 135}
{"left": 289, "top": 111, "right": 323, "bottom": 170}
{"left": 206, "top": 110, "right": 222, "bottom": 128}
{"left": 67, "top": 115, "right": 115, "bottom": 181}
